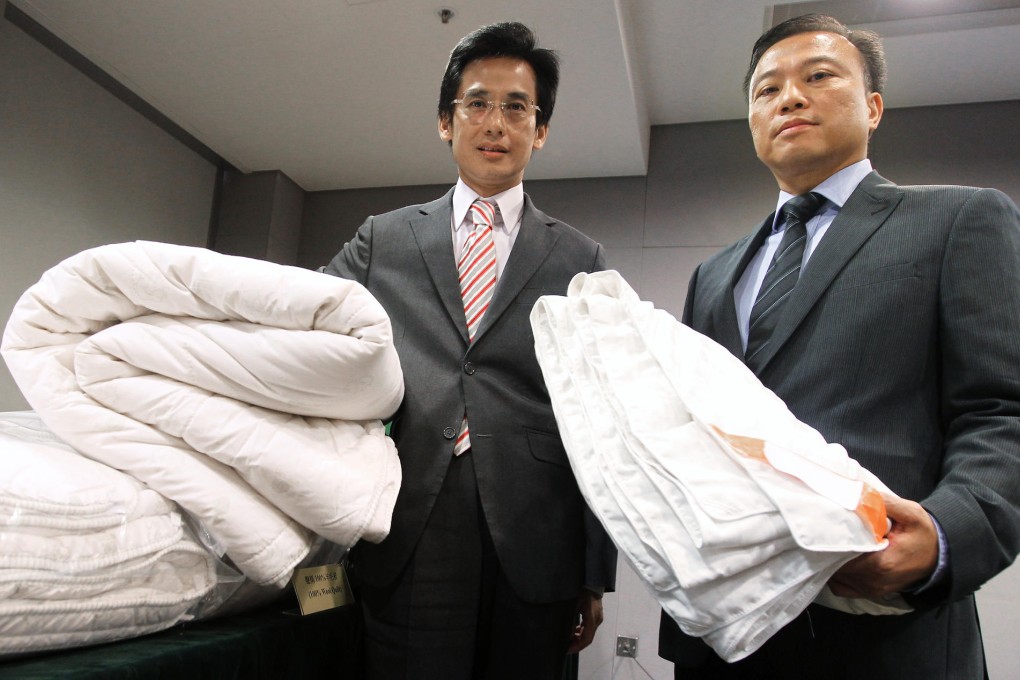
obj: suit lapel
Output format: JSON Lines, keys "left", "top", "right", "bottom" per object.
{"left": 754, "top": 172, "right": 904, "bottom": 371}
{"left": 409, "top": 189, "right": 471, "bottom": 343}
{"left": 474, "top": 196, "right": 559, "bottom": 342}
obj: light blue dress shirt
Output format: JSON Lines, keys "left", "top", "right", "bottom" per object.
{"left": 734, "top": 159, "right": 874, "bottom": 351}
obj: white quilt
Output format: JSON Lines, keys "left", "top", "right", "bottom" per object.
{"left": 531, "top": 271, "right": 909, "bottom": 663}
{"left": 2, "top": 241, "right": 404, "bottom": 588}
{"left": 0, "top": 410, "right": 219, "bottom": 655}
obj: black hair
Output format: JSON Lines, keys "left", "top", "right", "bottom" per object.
{"left": 744, "top": 14, "right": 886, "bottom": 101}
{"left": 438, "top": 21, "right": 559, "bottom": 128}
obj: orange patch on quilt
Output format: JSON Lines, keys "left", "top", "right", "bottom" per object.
{"left": 711, "top": 425, "right": 887, "bottom": 544}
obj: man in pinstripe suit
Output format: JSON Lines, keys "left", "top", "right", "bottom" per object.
{"left": 659, "top": 13, "right": 1020, "bottom": 680}
{"left": 322, "top": 21, "right": 615, "bottom": 680}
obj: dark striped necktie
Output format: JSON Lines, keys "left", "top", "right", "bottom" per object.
{"left": 745, "top": 192, "right": 825, "bottom": 372}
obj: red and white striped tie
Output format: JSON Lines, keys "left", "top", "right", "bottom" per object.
{"left": 454, "top": 199, "right": 497, "bottom": 455}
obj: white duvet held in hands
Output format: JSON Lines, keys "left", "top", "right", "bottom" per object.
{"left": 530, "top": 270, "right": 908, "bottom": 663}
{"left": 2, "top": 241, "right": 404, "bottom": 587}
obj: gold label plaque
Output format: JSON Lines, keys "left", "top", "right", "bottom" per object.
{"left": 291, "top": 563, "right": 354, "bottom": 615}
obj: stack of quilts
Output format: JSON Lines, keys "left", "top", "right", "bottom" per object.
{"left": 530, "top": 270, "right": 909, "bottom": 662}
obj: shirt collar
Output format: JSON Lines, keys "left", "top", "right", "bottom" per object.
{"left": 452, "top": 179, "right": 525, "bottom": 232}
{"left": 771, "top": 159, "right": 873, "bottom": 231}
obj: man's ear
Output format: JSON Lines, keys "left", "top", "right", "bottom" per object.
{"left": 438, "top": 115, "right": 453, "bottom": 143}
{"left": 532, "top": 124, "right": 549, "bottom": 151}
{"left": 866, "top": 91, "right": 884, "bottom": 138}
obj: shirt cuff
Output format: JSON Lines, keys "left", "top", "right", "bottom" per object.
{"left": 906, "top": 512, "right": 948, "bottom": 594}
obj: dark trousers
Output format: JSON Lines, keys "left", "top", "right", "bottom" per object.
{"left": 666, "top": 612, "right": 820, "bottom": 680}
{"left": 357, "top": 452, "right": 578, "bottom": 680}
{"left": 663, "top": 600, "right": 989, "bottom": 680}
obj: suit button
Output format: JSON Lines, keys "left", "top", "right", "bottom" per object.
{"left": 464, "top": 362, "right": 475, "bottom": 375}
{"left": 443, "top": 427, "right": 457, "bottom": 440}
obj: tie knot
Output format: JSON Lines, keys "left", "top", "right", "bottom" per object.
{"left": 470, "top": 199, "right": 497, "bottom": 228}
{"left": 781, "top": 192, "right": 825, "bottom": 226}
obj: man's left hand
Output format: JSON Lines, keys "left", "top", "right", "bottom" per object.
{"left": 566, "top": 590, "right": 604, "bottom": 654}
{"left": 828, "top": 493, "right": 939, "bottom": 599}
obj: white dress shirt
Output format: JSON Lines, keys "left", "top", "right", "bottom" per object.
{"left": 451, "top": 179, "right": 524, "bottom": 280}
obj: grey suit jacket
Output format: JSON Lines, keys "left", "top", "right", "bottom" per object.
{"left": 323, "top": 188, "right": 617, "bottom": 603}
{"left": 660, "top": 172, "right": 1020, "bottom": 679}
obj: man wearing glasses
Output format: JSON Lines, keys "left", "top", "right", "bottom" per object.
{"left": 322, "top": 21, "right": 615, "bottom": 680}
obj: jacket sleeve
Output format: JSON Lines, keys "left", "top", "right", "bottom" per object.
{"left": 320, "top": 216, "right": 375, "bottom": 284}
{"left": 682, "top": 264, "right": 702, "bottom": 327}
{"left": 592, "top": 243, "right": 607, "bottom": 273}
{"left": 584, "top": 507, "right": 618, "bottom": 593}
{"left": 916, "top": 188, "right": 1020, "bottom": 606}
{"left": 585, "top": 240, "right": 618, "bottom": 592}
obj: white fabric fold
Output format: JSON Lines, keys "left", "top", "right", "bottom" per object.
{"left": 0, "top": 411, "right": 219, "bottom": 655}
{"left": 530, "top": 270, "right": 910, "bottom": 663}
{"left": 2, "top": 241, "right": 404, "bottom": 587}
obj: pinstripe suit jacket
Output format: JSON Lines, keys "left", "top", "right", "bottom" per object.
{"left": 322, "top": 188, "right": 617, "bottom": 603}
{"left": 660, "top": 172, "right": 1020, "bottom": 679}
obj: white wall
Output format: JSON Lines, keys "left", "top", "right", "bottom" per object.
{"left": 0, "top": 14, "right": 216, "bottom": 409}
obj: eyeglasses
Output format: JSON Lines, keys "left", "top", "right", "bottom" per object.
{"left": 452, "top": 97, "right": 541, "bottom": 125}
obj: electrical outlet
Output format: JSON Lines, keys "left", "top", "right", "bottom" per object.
{"left": 616, "top": 635, "right": 638, "bottom": 658}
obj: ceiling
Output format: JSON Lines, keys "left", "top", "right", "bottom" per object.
{"left": 9, "top": 0, "right": 1020, "bottom": 192}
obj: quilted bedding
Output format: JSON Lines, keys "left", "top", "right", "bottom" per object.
{"left": 531, "top": 271, "right": 909, "bottom": 663}
{"left": 1, "top": 241, "right": 404, "bottom": 590}
{"left": 0, "top": 410, "right": 219, "bottom": 655}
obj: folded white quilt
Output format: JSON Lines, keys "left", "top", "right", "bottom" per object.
{"left": 0, "top": 411, "right": 218, "bottom": 655}
{"left": 1, "top": 241, "right": 404, "bottom": 588}
{"left": 531, "top": 270, "right": 909, "bottom": 663}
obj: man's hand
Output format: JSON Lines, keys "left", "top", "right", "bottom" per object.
{"left": 828, "top": 494, "right": 939, "bottom": 599}
{"left": 566, "top": 590, "right": 604, "bottom": 654}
